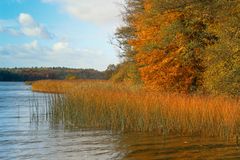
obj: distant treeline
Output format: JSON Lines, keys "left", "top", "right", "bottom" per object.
{"left": 0, "top": 67, "right": 108, "bottom": 81}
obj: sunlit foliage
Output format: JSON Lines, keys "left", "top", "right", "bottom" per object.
{"left": 115, "top": 0, "right": 240, "bottom": 95}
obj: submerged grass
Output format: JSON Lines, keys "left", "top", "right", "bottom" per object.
{"left": 32, "top": 80, "right": 240, "bottom": 138}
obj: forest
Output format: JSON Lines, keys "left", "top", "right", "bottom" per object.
{"left": 112, "top": 0, "right": 240, "bottom": 96}
{"left": 0, "top": 67, "right": 107, "bottom": 81}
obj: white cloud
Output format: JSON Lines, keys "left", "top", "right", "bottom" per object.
{"left": 0, "top": 27, "right": 21, "bottom": 36}
{"left": 52, "top": 41, "right": 69, "bottom": 51}
{"left": 0, "top": 13, "right": 52, "bottom": 39}
{"left": 24, "top": 40, "right": 39, "bottom": 49}
{"left": 0, "top": 20, "right": 21, "bottom": 36}
{"left": 42, "top": 0, "right": 123, "bottom": 25}
{"left": 7, "top": 28, "right": 20, "bottom": 36}
{"left": 0, "top": 40, "right": 117, "bottom": 70}
{"left": 18, "top": 13, "right": 52, "bottom": 39}
{"left": 19, "top": 13, "right": 35, "bottom": 26}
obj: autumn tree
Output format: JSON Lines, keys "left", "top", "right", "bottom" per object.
{"left": 111, "top": 0, "right": 144, "bottom": 84}
{"left": 114, "top": 0, "right": 144, "bottom": 61}
{"left": 203, "top": 0, "right": 240, "bottom": 95}
{"left": 114, "top": 0, "right": 239, "bottom": 95}
{"left": 128, "top": 0, "right": 218, "bottom": 92}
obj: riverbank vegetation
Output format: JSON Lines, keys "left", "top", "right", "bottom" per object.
{"left": 32, "top": 80, "right": 240, "bottom": 138}
{"left": 31, "top": 0, "right": 240, "bottom": 138}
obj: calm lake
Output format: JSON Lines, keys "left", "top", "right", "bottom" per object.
{"left": 0, "top": 82, "right": 239, "bottom": 160}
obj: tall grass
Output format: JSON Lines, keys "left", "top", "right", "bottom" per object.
{"left": 32, "top": 80, "right": 240, "bottom": 138}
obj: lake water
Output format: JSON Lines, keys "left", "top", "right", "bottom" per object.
{"left": 0, "top": 82, "right": 239, "bottom": 160}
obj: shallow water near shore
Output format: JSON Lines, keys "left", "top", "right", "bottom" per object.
{"left": 0, "top": 82, "right": 239, "bottom": 160}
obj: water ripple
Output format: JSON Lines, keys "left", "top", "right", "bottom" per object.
{"left": 0, "top": 82, "right": 239, "bottom": 160}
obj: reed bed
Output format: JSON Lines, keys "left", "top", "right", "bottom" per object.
{"left": 32, "top": 80, "right": 240, "bottom": 138}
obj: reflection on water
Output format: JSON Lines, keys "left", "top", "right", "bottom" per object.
{"left": 117, "top": 133, "right": 240, "bottom": 160}
{"left": 0, "top": 82, "right": 239, "bottom": 160}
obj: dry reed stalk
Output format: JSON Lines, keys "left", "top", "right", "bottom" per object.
{"left": 32, "top": 80, "right": 240, "bottom": 138}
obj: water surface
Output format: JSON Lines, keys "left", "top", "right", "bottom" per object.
{"left": 0, "top": 82, "right": 239, "bottom": 160}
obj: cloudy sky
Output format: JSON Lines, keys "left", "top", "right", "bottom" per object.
{"left": 0, "top": 0, "right": 123, "bottom": 70}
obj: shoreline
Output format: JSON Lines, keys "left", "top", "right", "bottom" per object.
{"left": 31, "top": 80, "right": 240, "bottom": 138}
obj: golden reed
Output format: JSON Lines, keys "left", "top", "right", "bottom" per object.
{"left": 32, "top": 80, "right": 240, "bottom": 138}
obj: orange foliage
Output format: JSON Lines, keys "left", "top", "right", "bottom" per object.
{"left": 128, "top": 0, "right": 196, "bottom": 92}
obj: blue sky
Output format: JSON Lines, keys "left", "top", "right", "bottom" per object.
{"left": 0, "top": 0, "right": 123, "bottom": 70}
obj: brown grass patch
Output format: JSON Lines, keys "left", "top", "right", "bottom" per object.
{"left": 32, "top": 80, "right": 240, "bottom": 138}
